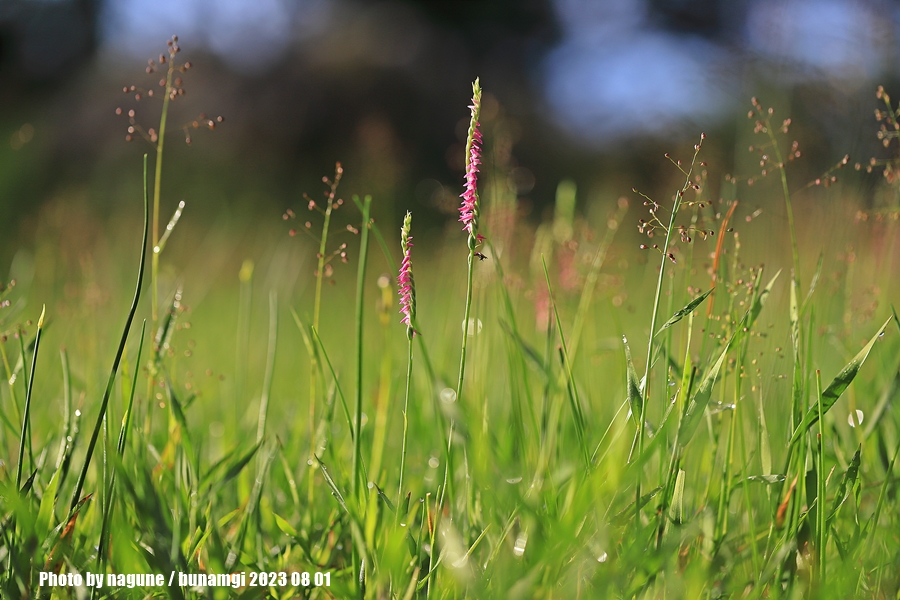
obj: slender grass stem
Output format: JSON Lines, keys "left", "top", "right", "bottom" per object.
{"left": 151, "top": 57, "right": 174, "bottom": 326}
{"left": 815, "top": 369, "right": 826, "bottom": 585}
{"left": 456, "top": 246, "right": 476, "bottom": 408}
{"left": 307, "top": 164, "right": 342, "bottom": 508}
{"left": 398, "top": 338, "right": 413, "bottom": 504}
{"left": 256, "top": 291, "right": 278, "bottom": 443}
{"left": 635, "top": 136, "right": 704, "bottom": 523}
{"left": 352, "top": 195, "right": 372, "bottom": 501}
{"left": 14, "top": 307, "right": 44, "bottom": 492}
{"left": 96, "top": 322, "right": 146, "bottom": 580}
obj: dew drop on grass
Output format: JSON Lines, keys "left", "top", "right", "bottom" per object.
{"left": 848, "top": 410, "right": 864, "bottom": 427}
{"left": 513, "top": 533, "right": 528, "bottom": 557}
{"left": 462, "top": 318, "right": 483, "bottom": 336}
{"left": 597, "top": 552, "right": 608, "bottom": 563}
{"left": 440, "top": 388, "right": 457, "bottom": 404}
{"left": 74, "top": 409, "right": 81, "bottom": 417}
{"left": 506, "top": 477, "right": 523, "bottom": 484}
{"left": 428, "top": 457, "right": 440, "bottom": 469}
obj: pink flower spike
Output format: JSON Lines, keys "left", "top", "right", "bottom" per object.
{"left": 459, "top": 78, "right": 483, "bottom": 238}
{"left": 398, "top": 212, "right": 416, "bottom": 337}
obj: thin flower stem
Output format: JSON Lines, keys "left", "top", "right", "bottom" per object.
{"left": 308, "top": 165, "right": 342, "bottom": 508}
{"left": 150, "top": 59, "right": 174, "bottom": 326}
{"left": 456, "top": 247, "right": 476, "bottom": 405}
{"left": 635, "top": 136, "right": 704, "bottom": 524}
{"left": 398, "top": 338, "right": 413, "bottom": 505}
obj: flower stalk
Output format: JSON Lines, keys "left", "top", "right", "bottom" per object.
{"left": 455, "top": 78, "right": 483, "bottom": 406}
{"left": 398, "top": 212, "right": 416, "bottom": 504}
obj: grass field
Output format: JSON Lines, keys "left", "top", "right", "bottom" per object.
{"left": 2, "top": 59, "right": 900, "bottom": 599}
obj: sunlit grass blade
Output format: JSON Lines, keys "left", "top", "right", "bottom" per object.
{"left": 655, "top": 287, "right": 714, "bottom": 335}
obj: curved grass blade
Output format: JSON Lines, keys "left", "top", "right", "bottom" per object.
{"left": 655, "top": 287, "right": 714, "bottom": 335}
{"left": 623, "top": 336, "right": 643, "bottom": 431}
{"left": 677, "top": 339, "right": 732, "bottom": 447}
{"left": 312, "top": 326, "right": 354, "bottom": 443}
{"left": 789, "top": 316, "right": 892, "bottom": 444}
{"left": 225, "top": 440, "right": 276, "bottom": 570}
{"left": 14, "top": 306, "right": 45, "bottom": 493}
{"left": 69, "top": 154, "right": 149, "bottom": 512}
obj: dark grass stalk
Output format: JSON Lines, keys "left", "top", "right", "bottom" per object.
{"left": 351, "top": 194, "right": 371, "bottom": 502}
{"left": 16, "top": 333, "right": 34, "bottom": 472}
{"left": 96, "top": 322, "right": 146, "bottom": 582}
{"left": 5, "top": 310, "right": 43, "bottom": 587}
{"left": 12, "top": 306, "right": 44, "bottom": 501}
{"left": 815, "top": 369, "right": 826, "bottom": 585}
{"left": 256, "top": 291, "right": 277, "bottom": 443}
{"left": 70, "top": 153, "right": 148, "bottom": 512}
{"left": 635, "top": 135, "right": 704, "bottom": 523}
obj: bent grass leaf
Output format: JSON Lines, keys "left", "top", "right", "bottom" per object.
{"left": 790, "top": 316, "right": 892, "bottom": 444}
{"left": 656, "top": 287, "right": 714, "bottom": 335}
{"left": 827, "top": 446, "right": 860, "bottom": 526}
{"left": 274, "top": 512, "right": 299, "bottom": 538}
{"left": 677, "top": 340, "right": 732, "bottom": 447}
{"left": 623, "top": 336, "right": 643, "bottom": 430}
{"left": 317, "top": 455, "right": 349, "bottom": 515}
{"left": 210, "top": 441, "right": 262, "bottom": 494}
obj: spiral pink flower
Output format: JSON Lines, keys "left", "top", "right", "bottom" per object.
{"left": 398, "top": 212, "right": 416, "bottom": 336}
{"left": 459, "top": 79, "right": 483, "bottom": 238}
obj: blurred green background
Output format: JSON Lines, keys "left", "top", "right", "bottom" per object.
{"left": 1, "top": 0, "right": 899, "bottom": 443}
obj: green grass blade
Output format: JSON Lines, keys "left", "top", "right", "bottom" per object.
{"left": 312, "top": 326, "right": 354, "bottom": 444}
{"left": 677, "top": 338, "right": 732, "bottom": 447}
{"left": 655, "top": 287, "right": 714, "bottom": 335}
{"left": 789, "top": 316, "right": 892, "bottom": 444}
{"left": 256, "top": 291, "right": 278, "bottom": 443}
{"left": 351, "top": 194, "right": 372, "bottom": 501}
{"left": 623, "top": 336, "right": 644, "bottom": 432}
{"left": 70, "top": 154, "right": 149, "bottom": 512}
